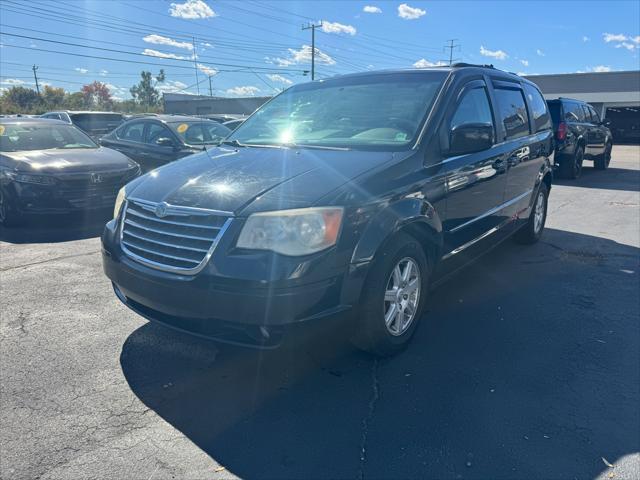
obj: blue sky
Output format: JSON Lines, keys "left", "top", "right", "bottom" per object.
{"left": 1, "top": 0, "right": 639, "bottom": 100}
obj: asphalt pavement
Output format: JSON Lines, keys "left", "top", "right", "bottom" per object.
{"left": 1, "top": 146, "right": 639, "bottom": 480}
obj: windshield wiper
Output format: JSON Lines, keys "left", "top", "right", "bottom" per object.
{"left": 283, "top": 143, "right": 351, "bottom": 151}
{"left": 220, "top": 139, "right": 247, "bottom": 148}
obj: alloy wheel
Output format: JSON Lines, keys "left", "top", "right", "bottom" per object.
{"left": 383, "top": 257, "right": 421, "bottom": 336}
{"left": 533, "top": 190, "right": 545, "bottom": 234}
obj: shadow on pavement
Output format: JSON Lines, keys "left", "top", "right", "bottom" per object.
{"left": 120, "top": 229, "right": 639, "bottom": 479}
{"left": 0, "top": 211, "right": 109, "bottom": 244}
{"left": 554, "top": 166, "right": 640, "bottom": 192}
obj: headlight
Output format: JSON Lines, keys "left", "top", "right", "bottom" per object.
{"left": 237, "top": 207, "right": 344, "bottom": 256}
{"left": 114, "top": 186, "right": 126, "bottom": 219}
{"left": 6, "top": 172, "right": 56, "bottom": 185}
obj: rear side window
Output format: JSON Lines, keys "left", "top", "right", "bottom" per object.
{"left": 119, "top": 122, "right": 145, "bottom": 142}
{"left": 451, "top": 87, "right": 494, "bottom": 129}
{"left": 494, "top": 88, "right": 530, "bottom": 140}
{"left": 524, "top": 84, "right": 551, "bottom": 132}
{"left": 564, "top": 102, "right": 585, "bottom": 122}
{"left": 146, "top": 123, "right": 174, "bottom": 145}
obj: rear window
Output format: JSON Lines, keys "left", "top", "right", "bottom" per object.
{"left": 70, "top": 113, "right": 124, "bottom": 133}
{"left": 547, "top": 102, "right": 562, "bottom": 123}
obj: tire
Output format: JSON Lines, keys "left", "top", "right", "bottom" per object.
{"left": 0, "top": 188, "right": 19, "bottom": 227}
{"left": 594, "top": 141, "right": 612, "bottom": 170}
{"left": 514, "top": 182, "right": 548, "bottom": 245}
{"left": 350, "top": 232, "right": 429, "bottom": 357}
{"left": 559, "top": 145, "right": 584, "bottom": 179}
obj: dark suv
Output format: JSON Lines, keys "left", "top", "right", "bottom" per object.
{"left": 546, "top": 98, "right": 613, "bottom": 179}
{"left": 102, "top": 65, "right": 554, "bottom": 356}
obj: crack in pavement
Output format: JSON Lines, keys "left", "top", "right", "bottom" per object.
{"left": 358, "top": 358, "right": 380, "bottom": 480}
{"left": 0, "top": 250, "right": 100, "bottom": 272}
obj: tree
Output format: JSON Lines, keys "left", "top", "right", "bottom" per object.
{"left": 81, "top": 81, "right": 113, "bottom": 109}
{"left": 64, "top": 92, "right": 85, "bottom": 110}
{"left": 0, "top": 86, "right": 41, "bottom": 113}
{"left": 130, "top": 69, "right": 165, "bottom": 107}
{"left": 41, "top": 85, "right": 65, "bottom": 109}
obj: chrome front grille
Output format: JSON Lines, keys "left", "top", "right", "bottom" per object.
{"left": 120, "top": 198, "right": 233, "bottom": 274}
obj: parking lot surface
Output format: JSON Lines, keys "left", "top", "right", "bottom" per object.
{"left": 1, "top": 146, "right": 639, "bottom": 480}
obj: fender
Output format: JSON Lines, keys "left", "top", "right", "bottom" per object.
{"left": 350, "top": 197, "right": 443, "bottom": 266}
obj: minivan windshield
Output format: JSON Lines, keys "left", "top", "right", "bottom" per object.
{"left": 0, "top": 123, "right": 98, "bottom": 152}
{"left": 228, "top": 72, "right": 447, "bottom": 150}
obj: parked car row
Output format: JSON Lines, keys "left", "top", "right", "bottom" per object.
{"left": 0, "top": 65, "right": 616, "bottom": 358}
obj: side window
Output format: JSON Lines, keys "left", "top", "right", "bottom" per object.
{"left": 494, "top": 87, "right": 530, "bottom": 140}
{"left": 451, "top": 87, "right": 494, "bottom": 129}
{"left": 120, "top": 122, "right": 145, "bottom": 143}
{"left": 588, "top": 106, "right": 600, "bottom": 123}
{"left": 581, "top": 105, "right": 593, "bottom": 123}
{"left": 524, "top": 84, "right": 551, "bottom": 132}
{"left": 564, "top": 102, "right": 585, "bottom": 122}
{"left": 146, "top": 123, "right": 173, "bottom": 145}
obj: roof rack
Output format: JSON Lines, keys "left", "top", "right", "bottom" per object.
{"left": 451, "top": 62, "right": 495, "bottom": 69}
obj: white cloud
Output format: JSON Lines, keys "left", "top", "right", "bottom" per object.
{"left": 363, "top": 5, "right": 382, "bottom": 14}
{"left": 74, "top": 67, "right": 89, "bottom": 74}
{"left": 226, "top": 86, "right": 260, "bottom": 96}
{"left": 0, "top": 78, "right": 25, "bottom": 86}
{"left": 266, "top": 45, "right": 336, "bottom": 67}
{"left": 105, "top": 83, "right": 129, "bottom": 99}
{"left": 589, "top": 65, "right": 612, "bottom": 73}
{"left": 603, "top": 33, "right": 627, "bottom": 43}
{"left": 479, "top": 45, "right": 508, "bottom": 60}
{"left": 169, "top": 0, "right": 216, "bottom": 19}
{"left": 413, "top": 58, "right": 446, "bottom": 68}
{"left": 99, "top": 69, "right": 108, "bottom": 76}
{"left": 398, "top": 3, "right": 426, "bottom": 20}
{"left": 321, "top": 21, "right": 356, "bottom": 35}
{"left": 201, "top": 42, "right": 213, "bottom": 49}
{"left": 157, "top": 80, "right": 189, "bottom": 94}
{"left": 616, "top": 42, "right": 636, "bottom": 51}
{"left": 632, "top": 36, "right": 640, "bottom": 44}
{"left": 582, "top": 36, "right": 590, "bottom": 42}
{"left": 143, "top": 34, "right": 194, "bottom": 51}
{"left": 536, "top": 49, "right": 545, "bottom": 56}
{"left": 142, "top": 48, "right": 187, "bottom": 60}
{"left": 520, "top": 59, "right": 529, "bottom": 67}
{"left": 267, "top": 74, "right": 293, "bottom": 85}
{"left": 197, "top": 64, "right": 218, "bottom": 76}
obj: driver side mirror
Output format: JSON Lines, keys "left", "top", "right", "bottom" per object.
{"left": 156, "top": 137, "right": 175, "bottom": 147}
{"left": 449, "top": 123, "right": 494, "bottom": 156}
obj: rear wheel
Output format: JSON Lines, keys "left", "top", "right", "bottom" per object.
{"left": 514, "top": 183, "right": 548, "bottom": 245}
{"left": 350, "top": 232, "right": 429, "bottom": 357}
{"left": 594, "top": 141, "right": 612, "bottom": 170}
{"left": 560, "top": 145, "right": 584, "bottom": 179}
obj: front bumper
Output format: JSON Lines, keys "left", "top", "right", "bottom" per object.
{"left": 102, "top": 218, "right": 368, "bottom": 348}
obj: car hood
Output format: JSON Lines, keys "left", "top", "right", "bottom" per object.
{"left": 1, "top": 147, "right": 136, "bottom": 173}
{"left": 127, "top": 146, "right": 405, "bottom": 214}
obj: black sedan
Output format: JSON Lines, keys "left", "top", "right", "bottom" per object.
{"left": 0, "top": 118, "right": 140, "bottom": 226}
{"left": 99, "top": 115, "right": 231, "bottom": 172}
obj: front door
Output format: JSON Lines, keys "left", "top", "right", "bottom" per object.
{"left": 441, "top": 80, "right": 509, "bottom": 253}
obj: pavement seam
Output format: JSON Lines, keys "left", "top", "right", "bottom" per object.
{"left": 358, "top": 358, "right": 380, "bottom": 480}
{"left": 0, "top": 250, "right": 100, "bottom": 272}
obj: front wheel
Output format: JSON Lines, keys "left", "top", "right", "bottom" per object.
{"left": 350, "top": 232, "right": 429, "bottom": 357}
{"left": 514, "top": 183, "right": 548, "bottom": 245}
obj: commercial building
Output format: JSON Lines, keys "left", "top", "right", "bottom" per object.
{"left": 526, "top": 70, "right": 640, "bottom": 143}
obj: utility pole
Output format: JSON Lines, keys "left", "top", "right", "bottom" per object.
{"left": 443, "top": 39, "right": 461, "bottom": 66}
{"left": 302, "top": 22, "right": 322, "bottom": 80}
{"left": 208, "top": 75, "right": 213, "bottom": 97}
{"left": 192, "top": 37, "right": 200, "bottom": 95}
{"left": 32, "top": 64, "right": 40, "bottom": 95}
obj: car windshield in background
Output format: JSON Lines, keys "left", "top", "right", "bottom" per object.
{"left": 168, "top": 121, "right": 231, "bottom": 146}
{"left": 70, "top": 113, "right": 124, "bottom": 133}
{"left": 0, "top": 124, "right": 98, "bottom": 152}
{"left": 228, "top": 72, "right": 447, "bottom": 150}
